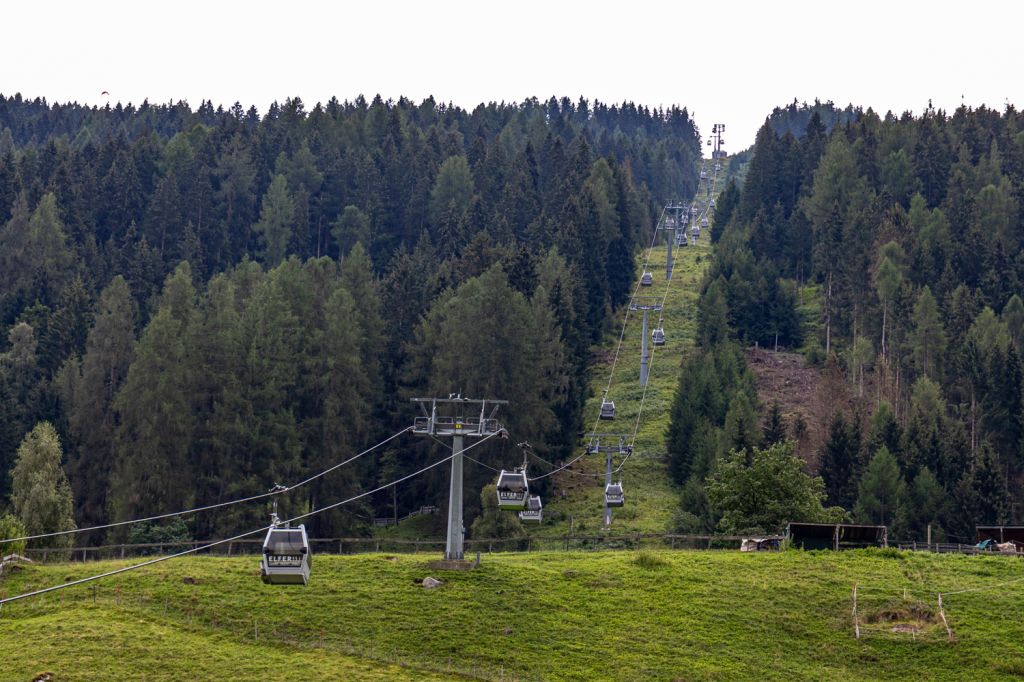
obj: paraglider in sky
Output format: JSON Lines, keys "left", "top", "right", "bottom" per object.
{"left": 101, "top": 90, "right": 109, "bottom": 96}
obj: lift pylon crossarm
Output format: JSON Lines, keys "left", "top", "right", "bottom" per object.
{"left": 628, "top": 297, "right": 663, "bottom": 312}
{"left": 411, "top": 397, "right": 507, "bottom": 437}
{"left": 585, "top": 433, "right": 633, "bottom": 454}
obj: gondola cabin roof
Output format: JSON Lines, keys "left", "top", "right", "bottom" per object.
{"left": 496, "top": 469, "right": 528, "bottom": 491}
{"left": 264, "top": 527, "right": 308, "bottom": 554}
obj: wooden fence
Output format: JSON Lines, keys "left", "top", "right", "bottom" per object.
{"left": 897, "top": 541, "right": 1023, "bottom": 556}
{"left": 22, "top": 532, "right": 767, "bottom": 563}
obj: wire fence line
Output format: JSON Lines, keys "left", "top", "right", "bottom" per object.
{"left": 18, "top": 532, "right": 775, "bottom": 563}
{"left": 24, "top": 536, "right": 1024, "bottom": 564}
{"left": 19, "top": 535, "right": 1024, "bottom": 565}
{"left": 897, "top": 541, "right": 1024, "bottom": 556}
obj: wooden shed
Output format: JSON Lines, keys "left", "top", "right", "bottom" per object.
{"left": 785, "top": 522, "right": 888, "bottom": 550}
{"left": 976, "top": 526, "right": 1024, "bottom": 545}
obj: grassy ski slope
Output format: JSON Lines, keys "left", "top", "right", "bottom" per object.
{"left": 537, "top": 239, "right": 711, "bottom": 536}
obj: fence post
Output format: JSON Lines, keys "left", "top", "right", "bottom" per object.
{"left": 937, "top": 593, "right": 953, "bottom": 641}
{"left": 852, "top": 583, "right": 860, "bottom": 639}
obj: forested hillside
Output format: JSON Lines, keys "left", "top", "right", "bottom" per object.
{"left": 670, "top": 101, "right": 1024, "bottom": 541}
{"left": 0, "top": 94, "right": 702, "bottom": 544}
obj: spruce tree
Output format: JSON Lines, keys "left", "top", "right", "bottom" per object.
{"left": 762, "top": 401, "right": 787, "bottom": 446}
{"left": 954, "top": 443, "right": 1010, "bottom": 529}
{"left": 905, "top": 467, "right": 948, "bottom": 540}
{"left": 697, "top": 277, "right": 730, "bottom": 347}
{"left": 330, "top": 206, "right": 371, "bottom": 258}
{"left": 910, "top": 285, "right": 946, "bottom": 381}
{"left": 819, "top": 412, "right": 858, "bottom": 509}
{"left": 854, "top": 446, "right": 906, "bottom": 528}
{"left": 722, "top": 390, "right": 760, "bottom": 457}
{"left": 341, "top": 243, "right": 383, "bottom": 393}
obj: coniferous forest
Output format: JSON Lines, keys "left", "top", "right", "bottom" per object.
{"left": 5, "top": 92, "right": 1024, "bottom": 550}
{"left": 0, "top": 94, "right": 701, "bottom": 543}
{"left": 670, "top": 102, "right": 1024, "bottom": 541}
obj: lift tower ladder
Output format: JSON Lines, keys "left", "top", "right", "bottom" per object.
{"left": 629, "top": 297, "right": 663, "bottom": 387}
{"left": 586, "top": 433, "right": 632, "bottom": 527}
{"left": 411, "top": 396, "right": 506, "bottom": 561}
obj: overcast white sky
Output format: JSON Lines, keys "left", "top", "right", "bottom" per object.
{"left": 2, "top": 1, "right": 1021, "bottom": 151}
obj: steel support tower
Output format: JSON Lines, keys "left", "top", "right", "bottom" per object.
{"left": 660, "top": 202, "right": 688, "bottom": 281}
{"left": 586, "top": 434, "right": 632, "bottom": 527}
{"left": 709, "top": 123, "right": 726, "bottom": 159}
{"left": 630, "top": 297, "right": 663, "bottom": 387}
{"left": 411, "top": 396, "right": 506, "bottom": 561}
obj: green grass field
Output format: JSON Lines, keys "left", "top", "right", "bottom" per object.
{"left": 3, "top": 549, "right": 1024, "bottom": 681}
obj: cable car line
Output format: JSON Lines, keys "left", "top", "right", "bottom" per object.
{"left": 0, "top": 426, "right": 413, "bottom": 545}
{"left": 0, "top": 430, "right": 503, "bottom": 606}
{"left": 589, "top": 204, "right": 668, "bottom": 436}
{"left": 617, "top": 156, "right": 723, "bottom": 475}
{"left": 525, "top": 448, "right": 589, "bottom": 482}
{"left": 428, "top": 433, "right": 508, "bottom": 473}
{"left": 529, "top": 157, "right": 721, "bottom": 483}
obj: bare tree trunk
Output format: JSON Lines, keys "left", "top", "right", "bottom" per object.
{"left": 825, "top": 270, "right": 833, "bottom": 354}
{"left": 970, "top": 392, "right": 977, "bottom": 455}
{"left": 316, "top": 215, "right": 323, "bottom": 259}
{"left": 881, "top": 304, "right": 887, "bottom": 361}
{"left": 894, "top": 363, "right": 901, "bottom": 421}
{"left": 851, "top": 318, "right": 858, "bottom": 390}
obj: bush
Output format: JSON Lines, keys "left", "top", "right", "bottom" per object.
{"left": 804, "top": 342, "right": 825, "bottom": 367}
{"left": 0, "top": 513, "right": 28, "bottom": 556}
{"left": 127, "top": 517, "right": 192, "bottom": 548}
{"left": 632, "top": 551, "right": 670, "bottom": 570}
{"left": 860, "top": 546, "right": 904, "bottom": 560}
